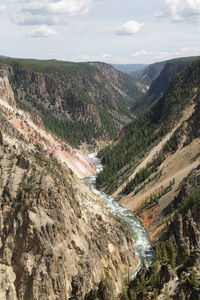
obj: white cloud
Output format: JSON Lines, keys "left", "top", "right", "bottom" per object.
{"left": 27, "top": 25, "right": 58, "bottom": 37}
{"left": 131, "top": 50, "right": 170, "bottom": 59}
{"left": 76, "top": 47, "right": 200, "bottom": 64}
{"left": 116, "top": 20, "right": 144, "bottom": 35}
{"left": 130, "top": 47, "right": 200, "bottom": 63}
{"left": 0, "top": 4, "right": 7, "bottom": 13}
{"left": 48, "top": 0, "right": 94, "bottom": 15}
{"left": 77, "top": 53, "right": 112, "bottom": 62}
{"left": 177, "top": 46, "right": 200, "bottom": 55}
{"left": 13, "top": 13, "right": 60, "bottom": 26}
{"left": 21, "top": 0, "right": 97, "bottom": 17}
{"left": 155, "top": 11, "right": 165, "bottom": 18}
{"left": 11, "top": 0, "right": 98, "bottom": 27}
{"left": 156, "top": 0, "right": 200, "bottom": 22}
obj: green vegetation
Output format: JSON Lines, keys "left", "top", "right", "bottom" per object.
{"left": 81, "top": 278, "right": 114, "bottom": 300}
{"left": 133, "top": 56, "right": 200, "bottom": 113}
{"left": 16, "top": 99, "right": 32, "bottom": 112}
{"left": 97, "top": 58, "right": 200, "bottom": 193}
{"left": 121, "top": 135, "right": 181, "bottom": 197}
{"left": 122, "top": 153, "right": 165, "bottom": 195}
{"left": 121, "top": 224, "right": 199, "bottom": 299}
{"left": 155, "top": 241, "right": 178, "bottom": 268}
{"left": 121, "top": 170, "right": 200, "bottom": 300}
{"left": 96, "top": 113, "right": 159, "bottom": 192}
{"left": 184, "top": 100, "right": 200, "bottom": 146}
{"left": 146, "top": 57, "right": 199, "bottom": 104}
{"left": 97, "top": 279, "right": 114, "bottom": 300}
{"left": 139, "top": 179, "right": 175, "bottom": 212}
{"left": 132, "top": 171, "right": 162, "bottom": 196}
{"left": 28, "top": 96, "right": 106, "bottom": 147}
{"left": 0, "top": 57, "right": 98, "bottom": 77}
{"left": 0, "top": 57, "right": 145, "bottom": 146}
{"left": 162, "top": 132, "right": 180, "bottom": 153}
{"left": 172, "top": 187, "right": 200, "bottom": 214}
{"left": 188, "top": 269, "right": 200, "bottom": 289}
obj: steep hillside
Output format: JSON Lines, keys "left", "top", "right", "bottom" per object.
{"left": 0, "top": 68, "right": 96, "bottom": 179}
{"left": 0, "top": 57, "right": 144, "bottom": 147}
{"left": 139, "top": 57, "right": 199, "bottom": 86}
{"left": 146, "top": 58, "right": 196, "bottom": 101}
{"left": 97, "top": 58, "right": 200, "bottom": 300}
{"left": 119, "top": 101, "right": 199, "bottom": 209}
{"left": 97, "top": 58, "right": 200, "bottom": 200}
{"left": 139, "top": 61, "right": 166, "bottom": 86}
{"left": 134, "top": 56, "right": 200, "bottom": 113}
{"left": 0, "top": 63, "right": 136, "bottom": 299}
{"left": 121, "top": 168, "right": 200, "bottom": 299}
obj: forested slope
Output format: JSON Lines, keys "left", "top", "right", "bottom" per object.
{"left": 0, "top": 57, "right": 144, "bottom": 147}
{"left": 121, "top": 167, "right": 200, "bottom": 300}
{"left": 133, "top": 56, "right": 199, "bottom": 114}
{"left": 97, "top": 59, "right": 200, "bottom": 194}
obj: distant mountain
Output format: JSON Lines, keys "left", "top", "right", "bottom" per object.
{"left": 139, "top": 61, "right": 166, "bottom": 86}
{"left": 134, "top": 56, "right": 200, "bottom": 113}
{"left": 139, "top": 56, "right": 200, "bottom": 86}
{"left": 112, "top": 64, "right": 148, "bottom": 78}
{"left": 0, "top": 57, "right": 145, "bottom": 147}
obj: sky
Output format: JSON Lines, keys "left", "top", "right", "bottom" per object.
{"left": 0, "top": 0, "right": 200, "bottom": 64}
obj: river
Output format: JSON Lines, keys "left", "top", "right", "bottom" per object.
{"left": 83, "top": 153, "right": 153, "bottom": 279}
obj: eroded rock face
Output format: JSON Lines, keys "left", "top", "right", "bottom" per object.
{"left": 126, "top": 167, "right": 200, "bottom": 300}
{"left": 0, "top": 130, "right": 3, "bottom": 145}
{"left": 2, "top": 60, "right": 143, "bottom": 146}
{"left": 127, "top": 202, "right": 200, "bottom": 300}
{"left": 0, "top": 67, "right": 16, "bottom": 107}
{"left": 127, "top": 204, "right": 200, "bottom": 300}
{"left": 0, "top": 129, "right": 135, "bottom": 299}
{"left": 160, "top": 264, "right": 176, "bottom": 284}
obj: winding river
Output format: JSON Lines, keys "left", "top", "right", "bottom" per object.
{"left": 83, "top": 153, "right": 153, "bottom": 279}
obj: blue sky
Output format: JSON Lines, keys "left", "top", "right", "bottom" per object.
{"left": 1, "top": 0, "right": 200, "bottom": 64}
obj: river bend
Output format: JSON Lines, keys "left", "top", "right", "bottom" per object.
{"left": 83, "top": 153, "right": 153, "bottom": 279}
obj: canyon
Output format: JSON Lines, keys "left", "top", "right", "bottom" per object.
{"left": 97, "top": 58, "right": 200, "bottom": 299}
{"left": 0, "top": 64, "right": 137, "bottom": 299}
{"left": 0, "top": 56, "right": 199, "bottom": 299}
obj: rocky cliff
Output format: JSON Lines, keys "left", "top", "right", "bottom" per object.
{"left": 97, "top": 58, "right": 200, "bottom": 197}
{"left": 122, "top": 168, "right": 200, "bottom": 299}
{"left": 0, "top": 63, "right": 136, "bottom": 300}
{"left": 95, "top": 57, "right": 200, "bottom": 299}
{"left": 133, "top": 56, "right": 200, "bottom": 114}
{"left": 0, "top": 57, "right": 144, "bottom": 147}
{"left": 139, "top": 61, "right": 166, "bottom": 86}
{"left": 0, "top": 67, "right": 16, "bottom": 107}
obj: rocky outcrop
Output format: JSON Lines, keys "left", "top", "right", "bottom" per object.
{"left": 13, "top": 68, "right": 101, "bottom": 124}
{"left": 125, "top": 205, "right": 200, "bottom": 299}
{"left": 0, "top": 58, "right": 144, "bottom": 146}
{"left": 0, "top": 92, "right": 96, "bottom": 179}
{"left": 123, "top": 167, "right": 200, "bottom": 300}
{"left": 0, "top": 107, "right": 136, "bottom": 300}
{"left": 92, "top": 62, "right": 146, "bottom": 106}
{"left": 139, "top": 61, "right": 166, "bottom": 86}
{"left": 0, "top": 130, "right": 3, "bottom": 145}
{"left": 0, "top": 67, "right": 16, "bottom": 107}
{"left": 160, "top": 264, "right": 176, "bottom": 284}
{"left": 134, "top": 57, "right": 199, "bottom": 114}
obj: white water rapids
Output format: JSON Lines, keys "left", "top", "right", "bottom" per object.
{"left": 83, "top": 153, "right": 153, "bottom": 279}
